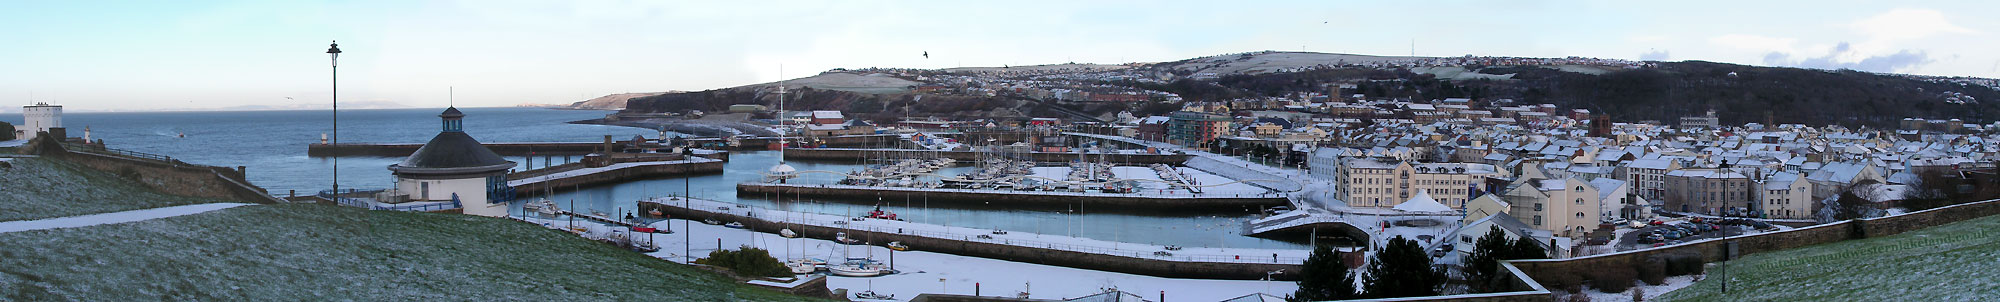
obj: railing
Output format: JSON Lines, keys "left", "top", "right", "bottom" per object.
{"left": 319, "top": 189, "right": 464, "bottom": 212}
{"left": 62, "top": 142, "right": 181, "bottom": 164}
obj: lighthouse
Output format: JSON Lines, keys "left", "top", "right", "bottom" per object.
{"left": 387, "top": 107, "right": 517, "bottom": 217}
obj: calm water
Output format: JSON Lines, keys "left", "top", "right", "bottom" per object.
{"left": 1, "top": 107, "right": 657, "bottom": 193}
{"left": 4, "top": 107, "right": 1302, "bottom": 248}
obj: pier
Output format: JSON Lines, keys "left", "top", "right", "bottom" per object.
{"left": 737, "top": 183, "right": 1287, "bottom": 211}
{"left": 638, "top": 197, "right": 1306, "bottom": 281}
{"left": 781, "top": 147, "right": 1192, "bottom": 165}
{"left": 509, "top": 155, "right": 725, "bottom": 193}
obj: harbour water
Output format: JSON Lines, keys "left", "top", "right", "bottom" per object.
{"left": 4, "top": 107, "right": 1305, "bottom": 249}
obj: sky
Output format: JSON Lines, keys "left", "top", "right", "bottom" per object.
{"left": 1, "top": 0, "right": 1996, "bottom": 112}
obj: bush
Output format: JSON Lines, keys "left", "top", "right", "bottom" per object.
{"left": 1662, "top": 254, "right": 1705, "bottom": 276}
{"left": 1635, "top": 258, "right": 1668, "bottom": 285}
{"left": 1587, "top": 268, "right": 1636, "bottom": 293}
{"left": 0, "top": 121, "right": 14, "bottom": 141}
{"left": 694, "top": 246, "right": 789, "bottom": 278}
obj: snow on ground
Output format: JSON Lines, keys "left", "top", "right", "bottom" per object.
{"left": 507, "top": 157, "right": 721, "bottom": 187}
{"left": 1579, "top": 275, "right": 1698, "bottom": 302}
{"left": 0, "top": 203, "right": 252, "bottom": 233}
{"left": 518, "top": 214, "right": 1296, "bottom": 302}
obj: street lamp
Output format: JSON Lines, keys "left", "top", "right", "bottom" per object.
{"left": 327, "top": 41, "right": 342, "bottom": 196}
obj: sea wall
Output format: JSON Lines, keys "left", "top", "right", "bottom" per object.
{"left": 510, "top": 160, "right": 724, "bottom": 193}
{"left": 641, "top": 200, "right": 1304, "bottom": 281}
{"left": 782, "top": 148, "right": 1192, "bottom": 165}
{"left": 737, "top": 183, "right": 1285, "bottom": 211}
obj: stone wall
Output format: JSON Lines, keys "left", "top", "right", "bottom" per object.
{"left": 737, "top": 183, "right": 1285, "bottom": 211}
{"left": 42, "top": 137, "right": 282, "bottom": 204}
{"left": 642, "top": 201, "right": 1304, "bottom": 281}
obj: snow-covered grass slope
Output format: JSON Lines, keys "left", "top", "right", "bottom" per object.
{"left": 1655, "top": 214, "right": 2000, "bottom": 301}
{"left": 0, "top": 204, "right": 819, "bottom": 301}
{"left": 0, "top": 157, "right": 217, "bottom": 221}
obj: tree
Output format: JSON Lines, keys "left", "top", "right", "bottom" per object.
{"left": 1464, "top": 227, "right": 1550, "bottom": 293}
{"left": 1818, "top": 180, "right": 1884, "bottom": 222}
{"left": 0, "top": 121, "right": 13, "bottom": 141}
{"left": 1363, "top": 236, "right": 1447, "bottom": 298}
{"left": 1292, "top": 244, "right": 1357, "bottom": 301}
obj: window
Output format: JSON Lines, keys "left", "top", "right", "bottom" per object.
{"left": 1534, "top": 215, "right": 1543, "bottom": 225}
{"left": 1576, "top": 212, "right": 1585, "bottom": 218}
{"left": 1575, "top": 198, "right": 1585, "bottom": 205}
{"left": 420, "top": 182, "right": 430, "bottom": 200}
{"left": 1534, "top": 203, "right": 1544, "bottom": 211}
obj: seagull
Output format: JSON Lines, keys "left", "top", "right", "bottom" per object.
{"left": 922, "top": 51, "right": 929, "bottom": 59}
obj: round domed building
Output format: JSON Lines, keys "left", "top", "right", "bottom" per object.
{"left": 388, "top": 107, "right": 517, "bottom": 217}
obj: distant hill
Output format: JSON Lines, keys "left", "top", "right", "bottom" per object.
{"left": 614, "top": 51, "right": 2000, "bottom": 128}
{"left": 569, "top": 92, "right": 672, "bottom": 110}
{"left": 1179, "top": 60, "right": 2000, "bottom": 127}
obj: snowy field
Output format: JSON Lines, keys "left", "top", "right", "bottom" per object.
{"left": 525, "top": 213, "right": 1299, "bottom": 301}
{"left": 0, "top": 204, "right": 807, "bottom": 301}
{"left": 1652, "top": 214, "right": 2000, "bottom": 301}
{"left": 0, "top": 157, "right": 221, "bottom": 221}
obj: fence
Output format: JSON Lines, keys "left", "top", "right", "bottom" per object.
{"left": 320, "top": 189, "right": 463, "bottom": 212}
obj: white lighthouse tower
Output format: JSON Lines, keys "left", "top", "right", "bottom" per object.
{"left": 20, "top": 102, "right": 62, "bottom": 141}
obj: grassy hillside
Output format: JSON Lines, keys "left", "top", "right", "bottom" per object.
{"left": 0, "top": 158, "right": 215, "bottom": 221}
{"left": 1657, "top": 214, "right": 2000, "bottom": 301}
{"left": 0, "top": 203, "right": 818, "bottom": 301}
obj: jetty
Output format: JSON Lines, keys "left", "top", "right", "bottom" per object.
{"left": 637, "top": 197, "right": 1307, "bottom": 280}
{"left": 508, "top": 153, "right": 725, "bottom": 193}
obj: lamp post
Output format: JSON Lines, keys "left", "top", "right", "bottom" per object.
{"left": 327, "top": 41, "right": 342, "bottom": 196}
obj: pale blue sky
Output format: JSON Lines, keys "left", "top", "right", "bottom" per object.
{"left": 2, "top": 0, "right": 1995, "bottom": 111}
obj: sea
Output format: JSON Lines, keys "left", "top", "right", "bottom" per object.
{"left": 2, "top": 107, "right": 1302, "bottom": 249}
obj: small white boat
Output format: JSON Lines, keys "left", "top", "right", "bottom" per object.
{"left": 855, "top": 290, "right": 895, "bottom": 300}
{"left": 830, "top": 259, "right": 888, "bottom": 277}
{"left": 886, "top": 241, "right": 908, "bottom": 251}
{"left": 835, "top": 232, "right": 860, "bottom": 244}
{"left": 780, "top": 228, "right": 799, "bottom": 238}
{"left": 787, "top": 259, "right": 820, "bottom": 274}
{"left": 724, "top": 222, "right": 746, "bottom": 229}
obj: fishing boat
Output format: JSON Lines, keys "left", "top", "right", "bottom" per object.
{"left": 886, "top": 241, "right": 909, "bottom": 251}
{"left": 780, "top": 228, "right": 799, "bottom": 238}
{"left": 724, "top": 222, "right": 747, "bottom": 229}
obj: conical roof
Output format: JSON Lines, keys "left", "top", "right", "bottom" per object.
{"left": 1394, "top": 189, "right": 1454, "bottom": 213}
{"left": 389, "top": 108, "right": 514, "bottom": 176}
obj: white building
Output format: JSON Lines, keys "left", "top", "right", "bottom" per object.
{"left": 385, "top": 107, "right": 518, "bottom": 217}
{"left": 20, "top": 102, "right": 62, "bottom": 141}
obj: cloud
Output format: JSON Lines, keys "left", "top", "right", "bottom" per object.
{"left": 1640, "top": 49, "right": 1670, "bottom": 61}
{"left": 1851, "top": 9, "right": 1976, "bottom": 40}
{"left": 1762, "top": 41, "right": 1933, "bottom": 72}
{"left": 1709, "top": 34, "right": 1798, "bottom": 53}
